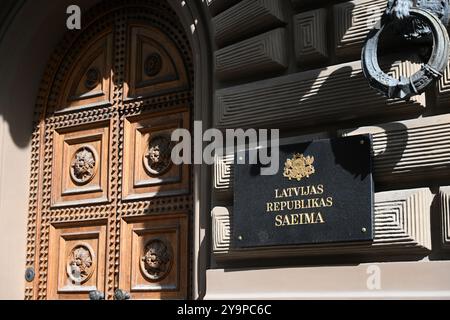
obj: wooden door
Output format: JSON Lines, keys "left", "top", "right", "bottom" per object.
{"left": 24, "top": 1, "right": 193, "bottom": 300}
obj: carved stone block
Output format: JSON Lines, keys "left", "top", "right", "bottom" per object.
{"left": 212, "top": 188, "right": 432, "bottom": 260}
{"left": 437, "top": 62, "right": 450, "bottom": 108}
{"left": 373, "top": 188, "right": 432, "bottom": 250}
{"left": 206, "top": 0, "right": 242, "bottom": 16}
{"left": 342, "top": 114, "right": 450, "bottom": 185}
{"left": 290, "top": 0, "right": 332, "bottom": 10}
{"left": 215, "top": 28, "right": 287, "bottom": 81}
{"left": 333, "top": 0, "right": 387, "bottom": 58}
{"left": 212, "top": 207, "right": 231, "bottom": 252}
{"left": 122, "top": 107, "right": 189, "bottom": 200}
{"left": 213, "top": 154, "right": 234, "bottom": 194}
{"left": 439, "top": 186, "right": 450, "bottom": 248}
{"left": 293, "top": 9, "right": 328, "bottom": 64}
{"left": 51, "top": 121, "right": 111, "bottom": 207}
{"left": 214, "top": 59, "right": 425, "bottom": 129}
{"left": 212, "top": 0, "right": 285, "bottom": 48}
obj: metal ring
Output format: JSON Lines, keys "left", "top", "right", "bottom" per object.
{"left": 362, "top": 8, "right": 449, "bottom": 99}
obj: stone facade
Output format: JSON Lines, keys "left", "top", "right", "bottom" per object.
{"left": 0, "top": 0, "right": 449, "bottom": 299}
{"left": 208, "top": 0, "right": 450, "bottom": 295}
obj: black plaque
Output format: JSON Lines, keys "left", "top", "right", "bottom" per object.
{"left": 233, "top": 135, "right": 374, "bottom": 248}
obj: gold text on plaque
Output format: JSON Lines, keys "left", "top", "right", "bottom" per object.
{"left": 283, "top": 153, "right": 315, "bottom": 181}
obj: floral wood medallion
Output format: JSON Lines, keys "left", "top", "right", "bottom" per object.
{"left": 144, "top": 52, "right": 163, "bottom": 77}
{"left": 140, "top": 239, "right": 173, "bottom": 282}
{"left": 143, "top": 134, "right": 173, "bottom": 176}
{"left": 70, "top": 145, "right": 97, "bottom": 185}
{"left": 84, "top": 67, "right": 101, "bottom": 90}
{"left": 67, "top": 244, "right": 95, "bottom": 284}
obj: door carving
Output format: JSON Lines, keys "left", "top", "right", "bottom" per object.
{"left": 25, "top": 0, "right": 193, "bottom": 300}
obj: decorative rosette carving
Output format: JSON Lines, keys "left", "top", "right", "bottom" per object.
{"left": 67, "top": 244, "right": 95, "bottom": 284}
{"left": 140, "top": 239, "right": 173, "bottom": 281}
{"left": 143, "top": 134, "right": 173, "bottom": 176}
{"left": 144, "top": 53, "right": 163, "bottom": 77}
{"left": 70, "top": 146, "right": 97, "bottom": 185}
{"left": 84, "top": 67, "right": 101, "bottom": 90}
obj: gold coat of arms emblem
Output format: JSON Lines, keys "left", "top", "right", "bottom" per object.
{"left": 283, "top": 153, "right": 315, "bottom": 181}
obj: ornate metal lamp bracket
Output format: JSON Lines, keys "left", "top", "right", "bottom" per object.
{"left": 362, "top": 1, "right": 450, "bottom": 100}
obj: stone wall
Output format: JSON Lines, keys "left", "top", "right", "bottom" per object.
{"left": 205, "top": 0, "right": 450, "bottom": 266}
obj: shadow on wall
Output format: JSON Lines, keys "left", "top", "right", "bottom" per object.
{"left": 429, "top": 191, "right": 450, "bottom": 260}
{"left": 371, "top": 122, "right": 408, "bottom": 184}
{"left": 0, "top": 0, "right": 101, "bottom": 149}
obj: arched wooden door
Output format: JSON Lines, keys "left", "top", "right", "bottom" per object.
{"left": 25, "top": 0, "right": 193, "bottom": 300}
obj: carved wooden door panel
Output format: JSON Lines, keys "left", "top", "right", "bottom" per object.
{"left": 25, "top": 1, "right": 192, "bottom": 300}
